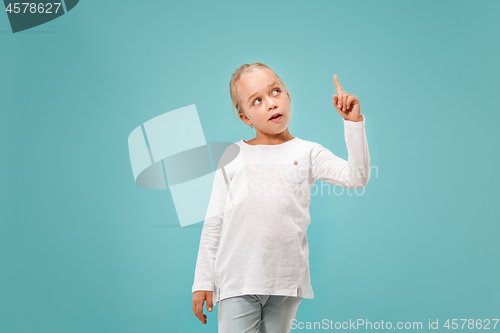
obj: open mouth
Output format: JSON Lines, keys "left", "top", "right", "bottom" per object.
{"left": 269, "top": 113, "right": 282, "bottom": 121}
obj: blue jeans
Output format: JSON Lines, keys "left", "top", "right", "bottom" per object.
{"left": 218, "top": 294, "right": 303, "bottom": 333}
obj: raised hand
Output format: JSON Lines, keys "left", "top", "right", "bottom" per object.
{"left": 333, "top": 75, "right": 363, "bottom": 122}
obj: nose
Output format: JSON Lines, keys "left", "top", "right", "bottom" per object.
{"left": 265, "top": 97, "right": 277, "bottom": 111}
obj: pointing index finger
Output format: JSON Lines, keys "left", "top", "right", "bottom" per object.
{"left": 333, "top": 74, "right": 343, "bottom": 94}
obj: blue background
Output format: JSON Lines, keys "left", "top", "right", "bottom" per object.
{"left": 1, "top": 0, "right": 499, "bottom": 332}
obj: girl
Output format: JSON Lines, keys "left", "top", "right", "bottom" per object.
{"left": 192, "top": 62, "right": 370, "bottom": 333}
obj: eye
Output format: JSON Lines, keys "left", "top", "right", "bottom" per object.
{"left": 252, "top": 98, "right": 262, "bottom": 106}
{"left": 251, "top": 88, "right": 281, "bottom": 106}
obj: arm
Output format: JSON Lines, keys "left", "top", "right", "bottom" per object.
{"left": 311, "top": 114, "right": 370, "bottom": 189}
{"left": 192, "top": 166, "right": 227, "bottom": 293}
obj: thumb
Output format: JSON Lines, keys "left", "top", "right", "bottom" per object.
{"left": 206, "top": 292, "right": 213, "bottom": 312}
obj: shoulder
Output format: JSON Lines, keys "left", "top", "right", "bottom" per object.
{"left": 294, "top": 137, "right": 323, "bottom": 151}
{"left": 291, "top": 138, "right": 325, "bottom": 165}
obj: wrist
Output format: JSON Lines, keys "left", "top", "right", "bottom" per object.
{"left": 345, "top": 114, "right": 363, "bottom": 122}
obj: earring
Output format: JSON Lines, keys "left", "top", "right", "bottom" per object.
{"left": 250, "top": 124, "right": 253, "bottom": 128}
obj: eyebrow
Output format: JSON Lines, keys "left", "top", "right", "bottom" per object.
{"left": 247, "top": 82, "right": 280, "bottom": 103}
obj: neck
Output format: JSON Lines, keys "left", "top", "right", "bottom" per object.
{"left": 251, "top": 128, "right": 294, "bottom": 145}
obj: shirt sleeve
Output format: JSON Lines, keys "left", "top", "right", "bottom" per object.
{"left": 192, "top": 166, "right": 228, "bottom": 293}
{"left": 310, "top": 114, "right": 370, "bottom": 189}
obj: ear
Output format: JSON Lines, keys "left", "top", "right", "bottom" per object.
{"left": 239, "top": 113, "right": 252, "bottom": 126}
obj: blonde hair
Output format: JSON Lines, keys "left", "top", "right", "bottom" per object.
{"left": 229, "top": 62, "right": 292, "bottom": 119}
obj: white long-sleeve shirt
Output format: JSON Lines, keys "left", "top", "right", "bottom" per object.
{"left": 192, "top": 115, "right": 370, "bottom": 306}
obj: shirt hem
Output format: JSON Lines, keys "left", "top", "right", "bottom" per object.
{"left": 214, "top": 287, "right": 314, "bottom": 306}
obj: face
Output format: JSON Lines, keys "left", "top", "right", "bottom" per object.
{"left": 237, "top": 68, "right": 291, "bottom": 135}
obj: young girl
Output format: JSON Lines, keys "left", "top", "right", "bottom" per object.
{"left": 192, "top": 62, "right": 370, "bottom": 333}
